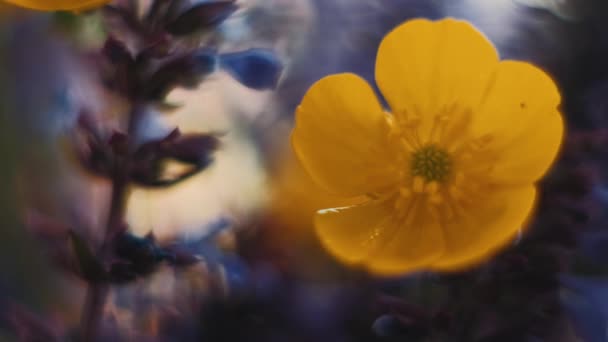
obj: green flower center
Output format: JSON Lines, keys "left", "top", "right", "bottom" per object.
{"left": 411, "top": 145, "right": 452, "bottom": 182}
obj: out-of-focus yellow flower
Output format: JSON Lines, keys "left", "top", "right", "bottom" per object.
{"left": 266, "top": 144, "right": 364, "bottom": 277}
{"left": 2, "top": 0, "right": 109, "bottom": 11}
{"left": 291, "top": 18, "right": 564, "bottom": 275}
{"left": 269, "top": 145, "right": 363, "bottom": 236}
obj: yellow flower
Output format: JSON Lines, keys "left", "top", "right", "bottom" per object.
{"left": 291, "top": 18, "right": 564, "bottom": 276}
{"left": 265, "top": 145, "right": 365, "bottom": 276}
{"left": 269, "top": 144, "right": 364, "bottom": 238}
{"left": 2, "top": 0, "right": 109, "bottom": 11}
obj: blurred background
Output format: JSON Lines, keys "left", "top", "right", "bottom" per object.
{"left": 1, "top": 0, "right": 608, "bottom": 341}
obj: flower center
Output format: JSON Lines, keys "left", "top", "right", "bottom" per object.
{"left": 411, "top": 144, "right": 452, "bottom": 182}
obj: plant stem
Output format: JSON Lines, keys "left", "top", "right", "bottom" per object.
{"left": 79, "top": 176, "right": 127, "bottom": 341}
{"left": 79, "top": 104, "right": 142, "bottom": 341}
{"left": 80, "top": 284, "right": 109, "bottom": 341}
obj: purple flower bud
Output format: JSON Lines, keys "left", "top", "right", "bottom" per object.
{"left": 219, "top": 49, "right": 282, "bottom": 90}
{"left": 73, "top": 113, "right": 115, "bottom": 179}
{"left": 166, "top": 0, "right": 238, "bottom": 36}
{"left": 143, "top": 51, "right": 217, "bottom": 100}
{"left": 163, "top": 133, "right": 220, "bottom": 166}
{"left": 103, "top": 36, "right": 133, "bottom": 65}
{"left": 130, "top": 130, "right": 220, "bottom": 187}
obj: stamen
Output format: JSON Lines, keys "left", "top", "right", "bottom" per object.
{"left": 400, "top": 137, "right": 417, "bottom": 151}
{"left": 386, "top": 115, "right": 401, "bottom": 139}
{"left": 425, "top": 181, "right": 439, "bottom": 194}
{"left": 429, "top": 114, "right": 449, "bottom": 143}
{"left": 411, "top": 128, "right": 422, "bottom": 148}
{"left": 400, "top": 121, "right": 422, "bottom": 148}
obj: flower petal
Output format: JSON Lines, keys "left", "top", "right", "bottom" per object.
{"left": 375, "top": 18, "right": 498, "bottom": 139}
{"left": 367, "top": 201, "right": 444, "bottom": 275}
{"left": 473, "top": 61, "right": 564, "bottom": 184}
{"left": 4, "top": 0, "right": 108, "bottom": 10}
{"left": 315, "top": 198, "right": 444, "bottom": 275}
{"left": 292, "top": 73, "right": 399, "bottom": 196}
{"left": 315, "top": 200, "right": 394, "bottom": 265}
{"left": 432, "top": 185, "right": 536, "bottom": 271}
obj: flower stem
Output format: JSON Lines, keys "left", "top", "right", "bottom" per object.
{"left": 79, "top": 104, "right": 142, "bottom": 341}
{"left": 79, "top": 177, "right": 127, "bottom": 341}
{"left": 80, "top": 284, "right": 109, "bottom": 341}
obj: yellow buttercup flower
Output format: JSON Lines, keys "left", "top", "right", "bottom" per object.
{"left": 2, "top": 0, "right": 109, "bottom": 11}
{"left": 291, "top": 18, "right": 564, "bottom": 276}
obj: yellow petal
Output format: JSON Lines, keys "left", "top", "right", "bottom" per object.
{"left": 315, "top": 198, "right": 444, "bottom": 276}
{"left": 432, "top": 185, "right": 536, "bottom": 271}
{"left": 292, "top": 73, "right": 399, "bottom": 196}
{"left": 366, "top": 200, "right": 444, "bottom": 275}
{"left": 269, "top": 146, "right": 366, "bottom": 236}
{"left": 315, "top": 200, "right": 395, "bottom": 265}
{"left": 375, "top": 18, "right": 498, "bottom": 140}
{"left": 3, "top": 0, "right": 108, "bottom": 11}
{"left": 472, "top": 61, "right": 564, "bottom": 184}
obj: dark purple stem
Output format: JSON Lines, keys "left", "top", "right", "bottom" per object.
{"left": 80, "top": 284, "right": 109, "bottom": 341}
{"left": 79, "top": 105, "right": 143, "bottom": 341}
